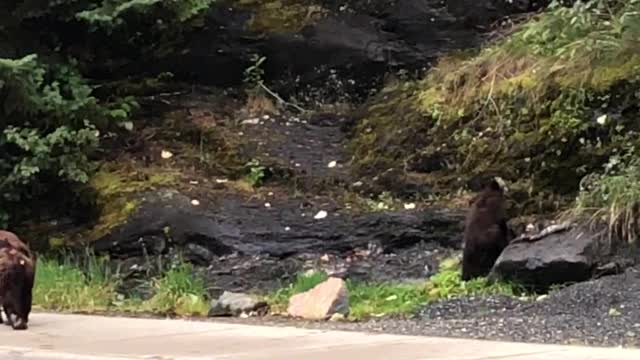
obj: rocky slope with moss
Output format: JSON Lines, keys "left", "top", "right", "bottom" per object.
{"left": 7, "top": 0, "right": 640, "bottom": 345}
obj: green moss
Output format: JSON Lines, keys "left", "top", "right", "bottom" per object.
{"left": 348, "top": 1, "right": 640, "bottom": 215}
{"left": 234, "top": 0, "right": 327, "bottom": 34}
{"left": 82, "top": 164, "right": 179, "bottom": 242}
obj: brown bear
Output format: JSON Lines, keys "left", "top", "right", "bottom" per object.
{"left": 0, "top": 231, "right": 36, "bottom": 330}
{"left": 461, "top": 177, "right": 513, "bottom": 281}
{"left": 0, "top": 230, "right": 33, "bottom": 259}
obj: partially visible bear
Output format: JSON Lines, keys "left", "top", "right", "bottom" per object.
{"left": 461, "top": 178, "right": 513, "bottom": 281}
{"left": 0, "top": 231, "right": 36, "bottom": 330}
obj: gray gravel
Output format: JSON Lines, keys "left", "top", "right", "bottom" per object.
{"left": 210, "top": 267, "right": 640, "bottom": 348}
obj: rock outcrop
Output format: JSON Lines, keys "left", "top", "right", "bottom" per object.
{"left": 489, "top": 223, "right": 622, "bottom": 291}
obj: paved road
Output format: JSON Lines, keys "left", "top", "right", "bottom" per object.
{"left": 1, "top": 313, "right": 640, "bottom": 359}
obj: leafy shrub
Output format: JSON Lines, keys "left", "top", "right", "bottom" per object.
{"left": 0, "top": 54, "right": 137, "bottom": 226}
{"left": 350, "top": 0, "right": 640, "bottom": 215}
{"left": 571, "top": 155, "right": 640, "bottom": 246}
{"left": 144, "top": 260, "right": 209, "bottom": 316}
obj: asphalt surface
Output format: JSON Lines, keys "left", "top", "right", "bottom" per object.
{"left": 1, "top": 313, "right": 640, "bottom": 359}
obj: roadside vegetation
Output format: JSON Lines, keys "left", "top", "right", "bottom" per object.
{"left": 33, "top": 251, "right": 210, "bottom": 317}
{"left": 266, "top": 257, "right": 526, "bottom": 320}
{"left": 32, "top": 252, "right": 524, "bottom": 320}
{"left": 350, "top": 0, "right": 640, "bottom": 245}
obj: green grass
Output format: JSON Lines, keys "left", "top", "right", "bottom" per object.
{"left": 33, "top": 255, "right": 118, "bottom": 312}
{"left": 266, "top": 257, "right": 525, "bottom": 320}
{"left": 32, "top": 251, "right": 210, "bottom": 317}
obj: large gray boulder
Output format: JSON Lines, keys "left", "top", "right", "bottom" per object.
{"left": 489, "top": 223, "right": 609, "bottom": 291}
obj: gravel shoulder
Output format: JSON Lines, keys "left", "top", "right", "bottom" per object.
{"left": 192, "top": 267, "right": 640, "bottom": 348}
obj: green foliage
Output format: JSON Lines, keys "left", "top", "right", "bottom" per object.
{"left": 144, "top": 260, "right": 210, "bottom": 316}
{"left": 33, "top": 251, "right": 209, "bottom": 316}
{"left": 571, "top": 155, "right": 640, "bottom": 245}
{"left": 243, "top": 54, "right": 267, "bottom": 95}
{"left": 244, "top": 158, "right": 267, "bottom": 187}
{"left": 33, "top": 252, "right": 120, "bottom": 312}
{"left": 267, "top": 259, "right": 523, "bottom": 320}
{"left": 350, "top": 0, "right": 640, "bottom": 215}
{"left": 0, "top": 54, "right": 138, "bottom": 225}
{"left": 425, "top": 257, "right": 523, "bottom": 300}
{"left": 76, "top": 0, "right": 215, "bottom": 26}
{"left": 347, "top": 280, "right": 428, "bottom": 319}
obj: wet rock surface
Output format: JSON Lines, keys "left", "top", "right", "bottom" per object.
{"left": 91, "top": 188, "right": 464, "bottom": 293}
{"left": 159, "top": 0, "right": 553, "bottom": 100}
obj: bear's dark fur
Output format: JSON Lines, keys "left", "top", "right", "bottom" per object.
{"left": 461, "top": 179, "right": 513, "bottom": 281}
{"left": 0, "top": 231, "right": 36, "bottom": 330}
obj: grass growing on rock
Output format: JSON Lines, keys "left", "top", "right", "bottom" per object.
{"left": 267, "top": 257, "right": 524, "bottom": 320}
{"left": 33, "top": 251, "right": 209, "bottom": 317}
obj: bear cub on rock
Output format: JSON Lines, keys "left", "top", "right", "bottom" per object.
{"left": 461, "top": 177, "right": 513, "bottom": 281}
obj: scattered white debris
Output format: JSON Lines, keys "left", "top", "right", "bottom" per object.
{"left": 526, "top": 223, "right": 536, "bottom": 232}
{"left": 240, "top": 312, "right": 249, "bottom": 319}
{"left": 609, "top": 307, "right": 622, "bottom": 317}
{"left": 320, "top": 254, "right": 330, "bottom": 262}
{"left": 284, "top": 226, "right": 291, "bottom": 231}
{"left": 262, "top": 115, "right": 270, "bottom": 120}
{"left": 385, "top": 295, "right": 398, "bottom": 301}
{"left": 268, "top": 192, "right": 274, "bottom": 196}
{"left": 215, "top": 178, "right": 228, "bottom": 184}
{"left": 161, "top": 150, "right": 174, "bottom": 159}
{"left": 404, "top": 203, "right": 416, "bottom": 210}
{"left": 264, "top": 202, "right": 271, "bottom": 208}
{"left": 314, "top": 210, "right": 328, "bottom": 220}
{"left": 189, "top": 180, "right": 199, "bottom": 185}
{"left": 241, "top": 118, "right": 260, "bottom": 125}
{"left": 295, "top": 163, "right": 301, "bottom": 167}
{"left": 597, "top": 114, "right": 607, "bottom": 125}
{"left": 536, "top": 294, "right": 548, "bottom": 302}
{"left": 352, "top": 181, "right": 363, "bottom": 187}
{"left": 327, "top": 161, "right": 337, "bottom": 168}
{"left": 191, "top": 199, "right": 200, "bottom": 206}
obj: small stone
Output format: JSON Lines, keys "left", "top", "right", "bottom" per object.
{"left": 239, "top": 312, "right": 249, "bottom": 319}
{"left": 536, "top": 294, "right": 548, "bottom": 302}
{"left": 596, "top": 114, "right": 607, "bottom": 125}
{"left": 287, "top": 277, "right": 349, "bottom": 320}
{"left": 314, "top": 210, "right": 328, "bottom": 220}
{"left": 190, "top": 199, "right": 200, "bottom": 206}
{"left": 284, "top": 226, "right": 291, "bottom": 231}
{"left": 327, "top": 161, "right": 337, "bottom": 168}
{"left": 208, "top": 291, "right": 267, "bottom": 317}
{"left": 189, "top": 180, "right": 199, "bottom": 185}
{"left": 161, "top": 150, "right": 174, "bottom": 159}
{"left": 385, "top": 295, "right": 398, "bottom": 301}
{"left": 320, "top": 254, "right": 330, "bottom": 262}
{"left": 609, "top": 307, "right": 622, "bottom": 317}
{"left": 352, "top": 181, "right": 363, "bottom": 187}
{"left": 264, "top": 202, "right": 271, "bottom": 208}
{"left": 403, "top": 203, "right": 416, "bottom": 210}
{"left": 215, "top": 178, "right": 228, "bottom": 184}
{"left": 329, "top": 313, "right": 345, "bottom": 322}
{"left": 241, "top": 118, "right": 260, "bottom": 125}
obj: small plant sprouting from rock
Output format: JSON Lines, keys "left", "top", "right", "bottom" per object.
{"left": 245, "top": 159, "right": 267, "bottom": 187}
{"left": 243, "top": 54, "right": 267, "bottom": 96}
